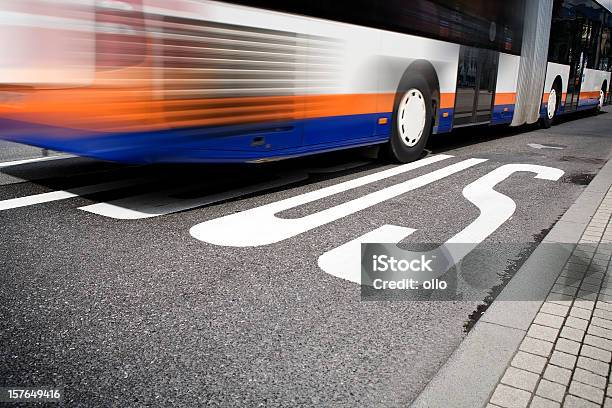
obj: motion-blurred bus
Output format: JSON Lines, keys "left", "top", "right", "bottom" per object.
{"left": 0, "top": 0, "right": 611, "bottom": 163}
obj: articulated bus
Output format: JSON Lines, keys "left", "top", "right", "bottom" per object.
{"left": 0, "top": 0, "right": 611, "bottom": 163}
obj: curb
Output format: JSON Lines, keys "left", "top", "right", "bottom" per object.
{"left": 410, "top": 154, "right": 612, "bottom": 408}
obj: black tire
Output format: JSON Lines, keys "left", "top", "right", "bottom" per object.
{"left": 539, "top": 85, "right": 560, "bottom": 129}
{"left": 381, "top": 74, "right": 433, "bottom": 163}
{"left": 540, "top": 113, "right": 553, "bottom": 129}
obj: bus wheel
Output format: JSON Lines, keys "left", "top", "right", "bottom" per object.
{"left": 383, "top": 75, "right": 433, "bottom": 163}
{"left": 540, "top": 87, "right": 558, "bottom": 129}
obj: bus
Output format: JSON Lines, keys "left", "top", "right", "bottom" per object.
{"left": 0, "top": 0, "right": 610, "bottom": 164}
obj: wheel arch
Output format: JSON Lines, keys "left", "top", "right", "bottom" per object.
{"left": 399, "top": 60, "right": 441, "bottom": 128}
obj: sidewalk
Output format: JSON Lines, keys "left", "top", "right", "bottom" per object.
{"left": 488, "top": 192, "right": 612, "bottom": 408}
{"left": 412, "top": 157, "right": 612, "bottom": 408}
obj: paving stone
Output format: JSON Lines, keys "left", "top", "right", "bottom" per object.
{"left": 561, "top": 326, "right": 586, "bottom": 342}
{"left": 528, "top": 324, "right": 560, "bottom": 342}
{"left": 587, "top": 324, "right": 612, "bottom": 340}
{"left": 593, "top": 307, "right": 612, "bottom": 320}
{"left": 546, "top": 293, "right": 574, "bottom": 306}
{"left": 590, "top": 258, "right": 608, "bottom": 269}
{"left": 570, "top": 306, "right": 593, "bottom": 320}
{"left": 543, "top": 364, "right": 572, "bottom": 386}
{"left": 565, "top": 316, "right": 589, "bottom": 331}
{"left": 577, "top": 356, "right": 610, "bottom": 376}
{"left": 520, "top": 337, "right": 554, "bottom": 357}
{"left": 573, "top": 367, "right": 607, "bottom": 390}
{"left": 583, "top": 334, "right": 612, "bottom": 351}
{"left": 581, "top": 283, "right": 602, "bottom": 294}
{"left": 534, "top": 313, "right": 565, "bottom": 329}
{"left": 512, "top": 351, "right": 547, "bottom": 374}
{"left": 565, "top": 263, "right": 588, "bottom": 273}
{"left": 592, "top": 258, "right": 610, "bottom": 266}
{"left": 600, "top": 294, "right": 612, "bottom": 303}
{"left": 586, "top": 227, "right": 605, "bottom": 233}
{"left": 554, "top": 338, "right": 580, "bottom": 355}
{"left": 541, "top": 302, "right": 570, "bottom": 317}
{"left": 551, "top": 284, "right": 578, "bottom": 297}
{"left": 608, "top": 384, "right": 612, "bottom": 397}
{"left": 584, "top": 275, "right": 605, "bottom": 286}
{"left": 574, "top": 300, "right": 596, "bottom": 311}
{"left": 578, "top": 290, "right": 598, "bottom": 301}
{"left": 535, "top": 379, "right": 565, "bottom": 402}
{"left": 586, "top": 272, "right": 605, "bottom": 281}
{"left": 592, "top": 316, "right": 612, "bottom": 330}
{"left": 549, "top": 350, "right": 577, "bottom": 369}
{"left": 501, "top": 367, "right": 540, "bottom": 392}
{"left": 599, "top": 285, "right": 612, "bottom": 296}
{"left": 598, "top": 301, "right": 612, "bottom": 312}
{"left": 568, "top": 256, "right": 590, "bottom": 264}
{"left": 605, "top": 397, "right": 612, "bottom": 408}
{"left": 556, "top": 276, "right": 581, "bottom": 288}
{"left": 569, "top": 380, "right": 605, "bottom": 404}
{"left": 528, "top": 396, "right": 559, "bottom": 408}
{"left": 600, "top": 287, "right": 612, "bottom": 296}
{"left": 580, "top": 344, "right": 612, "bottom": 362}
{"left": 563, "top": 395, "right": 599, "bottom": 408}
{"left": 490, "top": 384, "right": 531, "bottom": 408}
{"left": 561, "top": 269, "right": 586, "bottom": 279}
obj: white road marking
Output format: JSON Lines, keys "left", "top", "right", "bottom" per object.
{"left": 318, "top": 164, "right": 564, "bottom": 283}
{"left": 79, "top": 161, "right": 374, "bottom": 219}
{"left": 79, "top": 172, "right": 309, "bottom": 219}
{"left": 190, "top": 155, "right": 486, "bottom": 247}
{"left": 528, "top": 143, "right": 564, "bottom": 150}
{"left": 0, "top": 179, "right": 141, "bottom": 211}
{"left": 318, "top": 225, "right": 416, "bottom": 284}
{"left": 0, "top": 155, "right": 73, "bottom": 168}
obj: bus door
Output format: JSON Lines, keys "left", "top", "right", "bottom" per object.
{"left": 453, "top": 46, "right": 499, "bottom": 127}
{"left": 565, "top": 16, "right": 593, "bottom": 111}
{"left": 565, "top": 51, "right": 585, "bottom": 111}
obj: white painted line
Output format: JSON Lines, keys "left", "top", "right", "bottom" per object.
{"left": 190, "top": 155, "right": 485, "bottom": 247}
{"left": 527, "top": 143, "right": 564, "bottom": 150}
{"left": 0, "top": 155, "right": 73, "bottom": 168}
{"left": 318, "top": 164, "right": 564, "bottom": 284}
{"left": 318, "top": 225, "right": 416, "bottom": 284}
{"left": 0, "top": 178, "right": 141, "bottom": 211}
{"left": 79, "top": 172, "right": 309, "bottom": 219}
{"left": 79, "top": 161, "right": 370, "bottom": 219}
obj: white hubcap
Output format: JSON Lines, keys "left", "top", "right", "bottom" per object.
{"left": 397, "top": 89, "right": 426, "bottom": 147}
{"left": 547, "top": 89, "right": 557, "bottom": 120}
{"left": 600, "top": 90, "right": 605, "bottom": 108}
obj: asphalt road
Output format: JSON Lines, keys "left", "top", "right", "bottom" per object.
{"left": 2, "top": 110, "right": 612, "bottom": 407}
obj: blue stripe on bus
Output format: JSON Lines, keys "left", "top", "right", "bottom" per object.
{"left": 491, "top": 104, "right": 515, "bottom": 125}
{"left": 435, "top": 108, "right": 454, "bottom": 133}
{"left": 0, "top": 115, "right": 391, "bottom": 164}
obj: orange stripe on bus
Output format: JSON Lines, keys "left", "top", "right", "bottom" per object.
{"left": 440, "top": 93, "right": 455, "bottom": 109}
{"left": 494, "top": 92, "right": 516, "bottom": 105}
{"left": 0, "top": 89, "right": 461, "bottom": 134}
